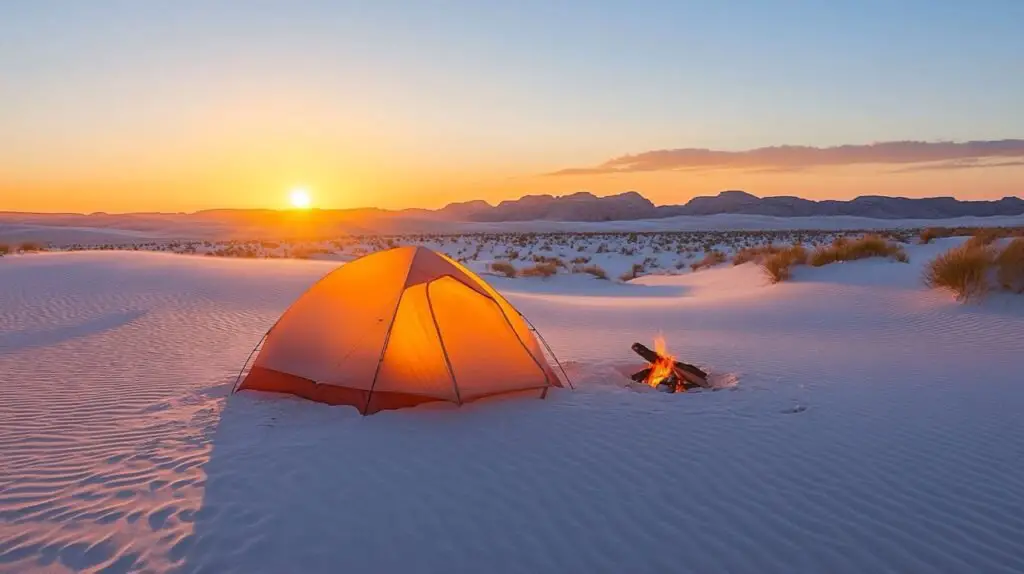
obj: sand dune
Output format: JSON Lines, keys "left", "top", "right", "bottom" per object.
{"left": 2, "top": 247, "right": 1023, "bottom": 573}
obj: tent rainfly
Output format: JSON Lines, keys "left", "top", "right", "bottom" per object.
{"left": 234, "top": 246, "right": 568, "bottom": 414}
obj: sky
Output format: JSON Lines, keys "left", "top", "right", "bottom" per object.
{"left": 1, "top": 0, "right": 1023, "bottom": 213}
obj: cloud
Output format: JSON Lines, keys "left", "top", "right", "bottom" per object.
{"left": 891, "top": 159, "right": 1024, "bottom": 173}
{"left": 545, "top": 139, "right": 1024, "bottom": 176}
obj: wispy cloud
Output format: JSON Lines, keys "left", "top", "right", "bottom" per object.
{"left": 891, "top": 159, "right": 1024, "bottom": 173}
{"left": 545, "top": 140, "right": 1024, "bottom": 176}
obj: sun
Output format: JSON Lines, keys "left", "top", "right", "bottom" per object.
{"left": 289, "top": 187, "right": 312, "bottom": 209}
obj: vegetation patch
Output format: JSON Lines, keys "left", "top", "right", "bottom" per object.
{"left": 489, "top": 261, "right": 518, "bottom": 278}
{"left": 690, "top": 250, "right": 727, "bottom": 272}
{"left": 809, "top": 235, "right": 907, "bottom": 267}
{"left": 923, "top": 243, "right": 993, "bottom": 302}
{"left": 520, "top": 262, "right": 558, "bottom": 278}
{"left": 758, "top": 245, "right": 809, "bottom": 283}
{"left": 995, "top": 237, "right": 1024, "bottom": 293}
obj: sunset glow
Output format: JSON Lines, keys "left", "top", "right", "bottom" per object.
{"left": 289, "top": 188, "right": 312, "bottom": 210}
{"left": 0, "top": 2, "right": 1021, "bottom": 213}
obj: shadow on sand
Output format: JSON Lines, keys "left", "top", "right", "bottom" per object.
{"left": 181, "top": 383, "right": 572, "bottom": 573}
{"left": 0, "top": 309, "right": 148, "bottom": 354}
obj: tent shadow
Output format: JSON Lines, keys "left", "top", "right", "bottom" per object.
{"left": 180, "top": 385, "right": 567, "bottom": 573}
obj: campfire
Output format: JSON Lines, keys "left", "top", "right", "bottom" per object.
{"left": 630, "top": 336, "right": 710, "bottom": 393}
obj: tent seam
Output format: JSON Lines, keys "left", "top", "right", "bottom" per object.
{"left": 425, "top": 280, "right": 462, "bottom": 405}
{"left": 363, "top": 250, "right": 420, "bottom": 414}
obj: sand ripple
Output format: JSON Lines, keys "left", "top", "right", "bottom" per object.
{"left": 2, "top": 251, "right": 1024, "bottom": 573}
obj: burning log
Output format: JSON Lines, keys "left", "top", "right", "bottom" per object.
{"left": 630, "top": 342, "right": 710, "bottom": 391}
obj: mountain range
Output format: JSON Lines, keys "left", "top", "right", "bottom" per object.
{"left": 3, "top": 190, "right": 1023, "bottom": 243}
{"left": 436, "top": 190, "right": 1024, "bottom": 221}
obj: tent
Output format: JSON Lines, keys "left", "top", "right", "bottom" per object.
{"left": 235, "top": 246, "right": 567, "bottom": 414}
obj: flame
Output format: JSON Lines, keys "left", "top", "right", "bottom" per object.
{"left": 645, "top": 335, "right": 679, "bottom": 390}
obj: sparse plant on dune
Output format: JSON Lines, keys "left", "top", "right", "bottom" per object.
{"left": 965, "top": 229, "right": 1003, "bottom": 249}
{"left": 618, "top": 262, "right": 646, "bottom": 282}
{"left": 733, "top": 244, "right": 781, "bottom": 265}
{"left": 919, "top": 227, "right": 943, "bottom": 244}
{"left": 575, "top": 264, "right": 608, "bottom": 280}
{"left": 489, "top": 261, "right": 518, "bottom": 278}
{"left": 923, "top": 243, "right": 993, "bottom": 302}
{"left": 520, "top": 262, "right": 558, "bottom": 278}
{"left": 995, "top": 237, "right": 1024, "bottom": 293}
{"left": 759, "top": 245, "right": 808, "bottom": 284}
{"left": 809, "top": 235, "right": 907, "bottom": 267}
{"left": 531, "top": 254, "right": 566, "bottom": 268}
{"left": 690, "top": 250, "right": 727, "bottom": 272}
{"left": 761, "top": 252, "right": 794, "bottom": 283}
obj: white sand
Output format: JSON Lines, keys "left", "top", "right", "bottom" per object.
{"left": 2, "top": 245, "right": 1024, "bottom": 573}
{"left": 5, "top": 212, "right": 1024, "bottom": 246}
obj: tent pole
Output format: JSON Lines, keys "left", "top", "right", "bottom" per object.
{"left": 520, "top": 313, "right": 574, "bottom": 390}
{"left": 364, "top": 290, "right": 408, "bottom": 416}
{"left": 231, "top": 332, "right": 267, "bottom": 394}
{"left": 425, "top": 281, "right": 462, "bottom": 405}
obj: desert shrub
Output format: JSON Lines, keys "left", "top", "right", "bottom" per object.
{"left": 732, "top": 244, "right": 786, "bottom": 265}
{"left": 489, "top": 261, "right": 518, "bottom": 278}
{"left": 761, "top": 251, "right": 794, "bottom": 283}
{"left": 995, "top": 237, "right": 1024, "bottom": 293}
{"left": 809, "top": 235, "right": 906, "bottom": 267}
{"left": 919, "top": 227, "right": 946, "bottom": 244}
{"left": 782, "top": 244, "right": 808, "bottom": 265}
{"left": 531, "top": 254, "right": 566, "bottom": 268}
{"left": 579, "top": 264, "right": 608, "bottom": 280}
{"left": 690, "top": 250, "right": 727, "bottom": 271}
{"left": 965, "top": 229, "right": 1002, "bottom": 249}
{"left": 18, "top": 241, "right": 43, "bottom": 252}
{"left": 758, "top": 245, "right": 809, "bottom": 283}
{"left": 570, "top": 256, "right": 591, "bottom": 265}
{"left": 619, "top": 262, "right": 646, "bottom": 282}
{"left": 923, "top": 243, "right": 993, "bottom": 302}
{"left": 520, "top": 262, "right": 558, "bottom": 278}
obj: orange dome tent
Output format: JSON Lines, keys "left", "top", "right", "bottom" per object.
{"left": 234, "top": 246, "right": 568, "bottom": 414}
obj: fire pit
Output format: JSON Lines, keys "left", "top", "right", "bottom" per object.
{"left": 630, "top": 337, "right": 710, "bottom": 393}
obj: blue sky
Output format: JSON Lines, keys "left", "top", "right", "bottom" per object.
{"left": 1, "top": 1, "right": 1022, "bottom": 211}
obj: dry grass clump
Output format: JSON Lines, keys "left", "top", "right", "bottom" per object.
{"left": 690, "top": 250, "right": 727, "bottom": 272}
{"left": 759, "top": 245, "right": 810, "bottom": 283}
{"left": 732, "top": 244, "right": 780, "bottom": 265}
{"left": 923, "top": 243, "right": 993, "bottom": 302}
{"left": 919, "top": 227, "right": 944, "bottom": 244}
{"left": 489, "top": 261, "right": 518, "bottom": 278}
{"left": 576, "top": 264, "right": 608, "bottom": 280}
{"left": 618, "top": 262, "right": 646, "bottom": 282}
{"left": 920, "top": 226, "right": 1024, "bottom": 245}
{"left": 965, "top": 229, "right": 1002, "bottom": 249}
{"left": 809, "top": 235, "right": 907, "bottom": 267}
{"left": 995, "top": 237, "right": 1024, "bottom": 293}
{"left": 531, "top": 254, "right": 566, "bottom": 268}
{"left": 520, "top": 262, "right": 558, "bottom": 278}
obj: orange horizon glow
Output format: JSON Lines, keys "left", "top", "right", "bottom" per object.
{"left": 2, "top": 161, "right": 1022, "bottom": 214}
